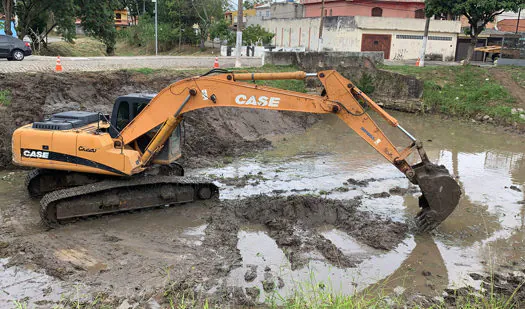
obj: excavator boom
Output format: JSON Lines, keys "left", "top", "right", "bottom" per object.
{"left": 12, "top": 69, "right": 460, "bottom": 230}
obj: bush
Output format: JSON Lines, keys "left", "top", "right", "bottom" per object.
{"left": 118, "top": 15, "right": 199, "bottom": 52}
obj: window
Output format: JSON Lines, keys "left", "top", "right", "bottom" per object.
{"left": 371, "top": 7, "right": 382, "bottom": 17}
{"left": 415, "top": 9, "right": 425, "bottom": 19}
{"left": 324, "top": 9, "right": 327, "bottom": 16}
{"left": 330, "top": 9, "right": 333, "bottom": 16}
{"left": 115, "top": 13, "right": 122, "bottom": 20}
{"left": 116, "top": 101, "right": 130, "bottom": 131}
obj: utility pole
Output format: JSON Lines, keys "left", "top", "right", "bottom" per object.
{"left": 153, "top": 0, "right": 158, "bottom": 55}
{"left": 235, "top": 0, "right": 243, "bottom": 67}
{"left": 317, "top": 0, "right": 325, "bottom": 52}
{"left": 418, "top": 16, "right": 431, "bottom": 67}
{"left": 516, "top": 8, "right": 522, "bottom": 34}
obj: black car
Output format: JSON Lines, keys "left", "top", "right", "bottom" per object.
{"left": 0, "top": 35, "right": 32, "bottom": 61}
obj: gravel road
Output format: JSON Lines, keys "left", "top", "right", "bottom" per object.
{"left": 0, "top": 55, "right": 263, "bottom": 73}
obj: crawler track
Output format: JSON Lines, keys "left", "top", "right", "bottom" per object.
{"left": 40, "top": 175, "right": 218, "bottom": 227}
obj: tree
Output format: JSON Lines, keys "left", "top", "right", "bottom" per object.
{"left": 15, "top": 0, "right": 76, "bottom": 50}
{"left": 426, "top": 0, "right": 523, "bottom": 64}
{"left": 242, "top": 24, "right": 274, "bottom": 46}
{"left": 209, "top": 18, "right": 232, "bottom": 46}
{"left": 2, "top": 0, "right": 13, "bottom": 36}
{"left": 191, "top": 0, "right": 224, "bottom": 50}
{"left": 76, "top": 0, "right": 120, "bottom": 55}
{"left": 243, "top": 0, "right": 263, "bottom": 10}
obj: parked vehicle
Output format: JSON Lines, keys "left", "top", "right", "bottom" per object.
{"left": 0, "top": 35, "right": 32, "bottom": 61}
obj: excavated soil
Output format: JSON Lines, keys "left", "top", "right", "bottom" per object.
{"left": 0, "top": 194, "right": 408, "bottom": 307}
{"left": 0, "top": 70, "right": 318, "bottom": 168}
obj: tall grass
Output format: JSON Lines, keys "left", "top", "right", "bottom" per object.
{"left": 382, "top": 65, "right": 523, "bottom": 123}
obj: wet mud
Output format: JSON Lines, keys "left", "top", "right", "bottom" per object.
{"left": 208, "top": 195, "right": 407, "bottom": 271}
{"left": 0, "top": 69, "right": 524, "bottom": 307}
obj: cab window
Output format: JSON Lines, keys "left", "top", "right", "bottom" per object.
{"left": 116, "top": 101, "right": 130, "bottom": 131}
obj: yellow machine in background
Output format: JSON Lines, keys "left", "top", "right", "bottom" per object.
{"left": 12, "top": 69, "right": 461, "bottom": 230}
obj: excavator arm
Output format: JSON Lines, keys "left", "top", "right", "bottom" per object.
{"left": 118, "top": 69, "right": 461, "bottom": 231}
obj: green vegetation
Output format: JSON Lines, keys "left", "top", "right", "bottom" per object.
{"left": 0, "top": 90, "right": 11, "bottom": 107}
{"left": 357, "top": 72, "right": 376, "bottom": 95}
{"left": 128, "top": 67, "right": 157, "bottom": 75}
{"left": 242, "top": 25, "right": 275, "bottom": 46}
{"left": 382, "top": 65, "right": 524, "bottom": 123}
{"left": 39, "top": 37, "right": 107, "bottom": 57}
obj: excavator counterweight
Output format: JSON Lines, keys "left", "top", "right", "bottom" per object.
{"left": 12, "top": 69, "right": 460, "bottom": 230}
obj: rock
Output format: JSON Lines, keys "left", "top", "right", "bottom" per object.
{"left": 262, "top": 272, "right": 275, "bottom": 292}
{"left": 469, "top": 273, "right": 484, "bottom": 280}
{"left": 264, "top": 266, "right": 271, "bottom": 272}
{"left": 262, "top": 279, "right": 275, "bottom": 293}
{"left": 277, "top": 277, "right": 285, "bottom": 289}
{"left": 244, "top": 265, "right": 257, "bottom": 282}
{"left": 245, "top": 287, "right": 260, "bottom": 300}
{"left": 422, "top": 270, "right": 432, "bottom": 277}
{"left": 509, "top": 185, "right": 522, "bottom": 192}
{"left": 0, "top": 241, "right": 9, "bottom": 249}
{"left": 117, "top": 299, "right": 133, "bottom": 309}
{"left": 520, "top": 114, "right": 525, "bottom": 121}
{"left": 370, "top": 192, "right": 391, "bottom": 199}
{"left": 394, "top": 286, "right": 405, "bottom": 296}
{"left": 483, "top": 115, "right": 490, "bottom": 121}
{"left": 146, "top": 298, "right": 161, "bottom": 309}
{"left": 511, "top": 108, "right": 519, "bottom": 115}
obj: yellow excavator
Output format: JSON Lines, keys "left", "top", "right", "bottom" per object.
{"left": 12, "top": 69, "right": 461, "bottom": 231}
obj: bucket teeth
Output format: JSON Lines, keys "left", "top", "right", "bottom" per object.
{"left": 412, "top": 162, "right": 461, "bottom": 232}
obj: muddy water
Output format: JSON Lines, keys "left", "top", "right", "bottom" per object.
{"left": 193, "top": 112, "right": 525, "bottom": 298}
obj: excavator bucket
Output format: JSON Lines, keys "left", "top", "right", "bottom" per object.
{"left": 413, "top": 162, "right": 461, "bottom": 232}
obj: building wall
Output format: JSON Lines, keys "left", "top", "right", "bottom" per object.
{"left": 270, "top": 3, "right": 304, "bottom": 19}
{"left": 258, "top": 16, "right": 460, "bottom": 60}
{"left": 303, "top": 0, "right": 425, "bottom": 19}
{"left": 497, "top": 19, "right": 525, "bottom": 32}
{"left": 460, "top": 15, "right": 495, "bottom": 29}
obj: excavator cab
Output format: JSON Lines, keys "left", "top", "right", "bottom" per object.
{"left": 109, "top": 94, "right": 182, "bottom": 165}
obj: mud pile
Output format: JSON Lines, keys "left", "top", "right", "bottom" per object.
{"left": 206, "top": 195, "right": 408, "bottom": 271}
{"left": 0, "top": 71, "right": 318, "bottom": 168}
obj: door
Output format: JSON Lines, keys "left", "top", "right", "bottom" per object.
{"left": 0, "top": 35, "right": 10, "bottom": 57}
{"left": 361, "top": 34, "right": 391, "bottom": 59}
{"left": 455, "top": 38, "right": 486, "bottom": 62}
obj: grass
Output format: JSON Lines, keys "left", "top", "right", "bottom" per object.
{"left": 128, "top": 67, "right": 157, "bottom": 75}
{"left": 39, "top": 37, "right": 107, "bottom": 57}
{"left": 381, "top": 65, "right": 524, "bottom": 124}
{"left": 230, "top": 64, "right": 307, "bottom": 93}
{"left": 0, "top": 89, "right": 11, "bottom": 106}
{"left": 114, "top": 40, "right": 220, "bottom": 57}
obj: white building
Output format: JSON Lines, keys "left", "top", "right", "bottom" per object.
{"left": 256, "top": 16, "right": 461, "bottom": 61}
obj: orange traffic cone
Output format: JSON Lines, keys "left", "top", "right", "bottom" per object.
{"left": 213, "top": 57, "right": 219, "bottom": 69}
{"left": 55, "top": 56, "right": 63, "bottom": 72}
{"left": 415, "top": 58, "right": 420, "bottom": 67}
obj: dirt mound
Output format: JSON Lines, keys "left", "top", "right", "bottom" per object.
{"left": 207, "top": 195, "right": 408, "bottom": 270}
{"left": 0, "top": 70, "right": 318, "bottom": 168}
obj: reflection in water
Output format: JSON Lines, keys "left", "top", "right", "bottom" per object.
{"left": 198, "top": 112, "right": 525, "bottom": 296}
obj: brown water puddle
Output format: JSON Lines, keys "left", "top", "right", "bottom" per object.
{"left": 195, "top": 111, "right": 525, "bottom": 299}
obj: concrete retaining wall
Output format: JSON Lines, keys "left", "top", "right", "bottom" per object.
{"left": 264, "top": 51, "right": 425, "bottom": 113}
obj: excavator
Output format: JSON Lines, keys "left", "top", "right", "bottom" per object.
{"left": 11, "top": 69, "right": 461, "bottom": 231}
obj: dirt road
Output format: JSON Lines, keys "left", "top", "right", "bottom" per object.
{"left": 0, "top": 56, "right": 262, "bottom": 73}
